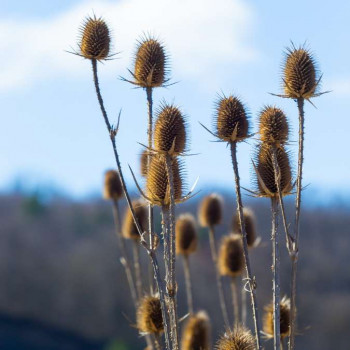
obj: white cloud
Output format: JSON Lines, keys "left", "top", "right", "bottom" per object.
{"left": 0, "top": 0, "right": 257, "bottom": 92}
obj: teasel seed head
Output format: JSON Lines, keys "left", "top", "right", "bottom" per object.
{"left": 258, "top": 106, "right": 289, "bottom": 146}
{"left": 103, "top": 170, "right": 123, "bottom": 200}
{"left": 254, "top": 144, "right": 293, "bottom": 198}
{"left": 133, "top": 37, "right": 168, "bottom": 88}
{"left": 198, "top": 194, "right": 223, "bottom": 227}
{"left": 232, "top": 208, "right": 258, "bottom": 248}
{"left": 137, "top": 295, "right": 163, "bottom": 334}
{"left": 78, "top": 15, "right": 111, "bottom": 60}
{"left": 154, "top": 102, "right": 187, "bottom": 156}
{"left": 218, "top": 234, "right": 245, "bottom": 277}
{"left": 146, "top": 155, "right": 184, "bottom": 206}
{"left": 283, "top": 45, "right": 319, "bottom": 99}
{"left": 263, "top": 296, "right": 291, "bottom": 339}
{"left": 181, "top": 311, "right": 211, "bottom": 350}
{"left": 140, "top": 150, "right": 149, "bottom": 177}
{"left": 215, "top": 95, "right": 249, "bottom": 142}
{"left": 215, "top": 326, "right": 255, "bottom": 350}
{"left": 176, "top": 214, "right": 198, "bottom": 256}
{"left": 122, "top": 199, "right": 147, "bottom": 240}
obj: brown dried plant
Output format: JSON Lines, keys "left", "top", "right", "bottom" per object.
{"left": 215, "top": 326, "right": 256, "bottom": 350}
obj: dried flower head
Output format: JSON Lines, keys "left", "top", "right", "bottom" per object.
{"left": 133, "top": 37, "right": 168, "bottom": 88}
{"left": 215, "top": 326, "right": 255, "bottom": 350}
{"left": 232, "top": 208, "right": 258, "bottom": 248}
{"left": 218, "top": 234, "right": 244, "bottom": 277}
{"left": 258, "top": 106, "right": 289, "bottom": 146}
{"left": 176, "top": 214, "right": 198, "bottom": 256}
{"left": 181, "top": 311, "right": 211, "bottom": 350}
{"left": 122, "top": 199, "right": 147, "bottom": 240}
{"left": 198, "top": 194, "right": 223, "bottom": 227}
{"left": 146, "top": 155, "right": 183, "bottom": 206}
{"left": 215, "top": 95, "right": 249, "bottom": 142}
{"left": 103, "top": 170, "right": 123, "bottom": 200}
{"left": 154, "top": 103, "right": 187, "bottom": 156}
{"left": 255, "top": 144, "right": 292, "bottom": 198}
{"left": 263, "top": 296, "right": 291, "bottom": 339}
{"left": 137, "top": 295, "right": 163, "bottom": 334}
{"left": 78, "top": 15, "right": 111, "bottom": 60}
{"left": 140, "top": 150, "right": 149, "bottom": 177}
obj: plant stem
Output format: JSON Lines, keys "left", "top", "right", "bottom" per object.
{"left": 91, "top": 59, "right": 170, "bottom": 350}
{"left": 208, "top": 226, "right": 230, "bottom": 329}
{"left": 230, "top": 142, "right": 262, "bottom": 350}
{"left": 230, "top": 277, "right": 239, "bottom": 326}
{"left": 183, "top": 255, "right": 194, "bottom": 315}
{"left": 133, "top": 240, "right": 143, "bottom": 300}
{"left": 241, "top": 283, "right": 247, "bottom": 326}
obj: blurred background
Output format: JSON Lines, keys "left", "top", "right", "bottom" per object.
{"left": 1, "top": 0, "right": 349, "bottom": 349}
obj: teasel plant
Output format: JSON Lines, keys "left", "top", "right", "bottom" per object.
{"left": 215, "top": 325, "right": 256, "bottom": 350}
{"left": 198, "top": 194, "right": 230, "bottom": 328}
{"left": 201, "top": 94, "right": 262, "bottom": 349}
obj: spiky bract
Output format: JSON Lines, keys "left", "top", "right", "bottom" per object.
{"left": 122, "top": 199, "right": 147, "bottom": 240}
{"left": 215, "top": 326, "right": 255, "bottom": 350}
{"left": 137, "top": 295, "right": 163, "bottom": 334}
{"left": 198, "top": 194, "right": 223, "bottom": 227}
{"left": 232, "top": 208, "right": 258, "bottom": 248}
{"left": 215, "top": 95, "right": 249, "bottom": 142}
{"left": 181, "top": 311, "right": 211, "bottom": 350}
{"left": 140, "top": 150, "right": 149, "bottom": 177}
{"left": 218, "top": 234, "right": 244, "bottom": 277}
{"left": 103, "top": 170, "right": 123, "bottom": 200}
{"left": 176, "top": 214, "right": 198, "bottom": 256}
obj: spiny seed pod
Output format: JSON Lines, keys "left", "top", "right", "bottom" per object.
{"left": 181, "top": 311, "right": 211, "bottom": 350}
{"left": 146, "top": 155, "right": 183, "bottom": 206}
{"left": 122, "top": 200, "right": 147, "bottom": 240}
{"left": 140, "top": 150, "right": 149, "bottom": 177}
{"left": 137, "top": 295, "right": 163, "bottom": 334}
{"left": 218, "top": 234, "right": 244, "bottom": 277}
{"left": 176, "top": 214, "right": 198, "bottom": 256}
{"left": 79, "top": 15, "right": 110, "bottom": 60}
{"left": 283, "top": 46, "right": 319, "bottom": 99}
{"left": 154, "top": 103, "right": 187, "bottom": 156}
{"left": 259, "top": 106, "right": 289, "bottom": 146}
{"left": 103, "top": 170, "right": 123, "bottom": 200}
{"left": 134, "top": 37, "right": 167, "bottom": 88}
{"left": 232, "top": 208, "right": 258, "bottom": 248}
{"left": 255, "top": 144, "right": 292, "bottom": 198}
{"left": 263, "top": 296, "right": 291, "bottom": 339}
{"left": 198, "top": 194, "right": 223, "bottom": 227}
{"left": 215, "top": 326, "right": 255, "bottom": 350}
{"left": 215, "top": 95, "right": 249, "bottom": 142}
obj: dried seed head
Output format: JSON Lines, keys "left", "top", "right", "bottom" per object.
{"left": 122, "top": 199, "right": 147, "bottom": 240}
{"left": 140, "top": 150, "right": 149, "bottom": 177}
{"left": 79, "top": 16, "right": 111, "bottom": 60}
{"left": 134, "top": 37, "right": 167, "bottom": 88}
{"left": 103, "top": 170, "right": 123, "bottom": 200}
{"left": 263, "top": 296, "right": 291, "bottom": 339}
{"left": 255, "top": 144, "right": 292, "bottom": 198}
{"left": 283, "top": 45, "right": 319, "bottom": 99}
{"left": 146, "top": 155, "right": 183, "bottom": 206}
{"left": 218, "top": 234, "right": 244, "bottom": 277}
{"left": 215, "top": 95, "right": 249, "bottom": 142}
{"left": 137, "top": 295, "right": 163, "bottom": 334}
{"left": 176, "top": 214, "right": 198, "bottom": 256}
{"left": 215, "top": 326, "right": 255, "bottom": 350}
{"left": 232, "top": 208, "right": 258, "bottom": 248}
{"left": 198, "top": 194, "right": 223, "bottom": 227}
{"left": 258, "top": 106, "right": 289, "bottom": 146}
{"left": 154, "top": 103, "right": 187, "bottom": 155}
{"left": 181, "top": 311, "right": 211, "bottom": 350}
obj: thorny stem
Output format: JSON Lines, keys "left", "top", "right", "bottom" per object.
{"left": 183, "top": 255, "right": 194, "bottom": 315}
{"left": 241, "top": 283, "right": 247, "bottom": 326}
{"left": 230, "top": 277, "right": 239, "bottom": 326}
{"left": 230, "top": 142, "right": 262, "bottom": 350}
{"left": 91, "top": 59, "right": 170, "bottom": 350}
{"left": 271, "top": 198, "right": 281, "bottom": 350}
{"left": 208, "top": 226, "right": 230, "bottom": 329}
{"left": 133, "top": 241, "right": 143, "bottom": 300}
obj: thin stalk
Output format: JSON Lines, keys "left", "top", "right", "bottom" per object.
{"left": 230, "top": 142, "right": 262, "bottom": 350}
{"left": 91, "top": 59, "right": 170, "bottom": 350}
{"left": 230, "top": 277, "right": 239, "bottom": 326}
{"left": 241, "top": 283, "right": 247, "bottom": 326}
{"left": 183, "top": 255, "right": 194, "bottom": 315}
{"left": 289, "top": 97, "right": 305, "bottom": 350}
{"left": 208, "top": 226, "right": 230, "bottom": 329}
{"left": 133, "top": 241, "right": 143, "bottom": 300}
{"left": 271, "top": 198, "right": 281, "bottom": 350}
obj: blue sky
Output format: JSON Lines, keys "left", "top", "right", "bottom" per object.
{"left": 1, "top": 0, "right": 349, "bottom": 199}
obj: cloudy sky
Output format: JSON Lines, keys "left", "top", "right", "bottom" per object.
{"left": 1, "top": 0, "right": 349, "bottom": 199}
